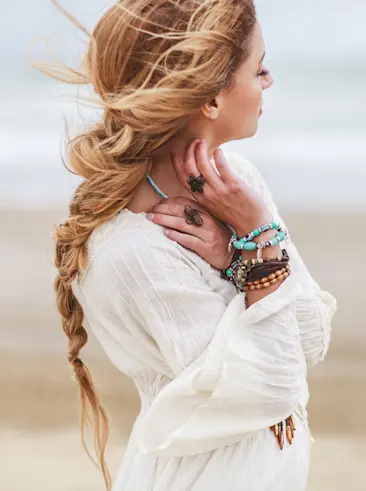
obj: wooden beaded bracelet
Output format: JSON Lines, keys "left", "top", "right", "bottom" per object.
{"left": 243, "top": 268, "right": 291, "bottom": 292}
{"left": 245, "top": 265, "right": 291, "bottom": 285}
{"left": 245, "top": 263, "right": 289, "bottom": 283}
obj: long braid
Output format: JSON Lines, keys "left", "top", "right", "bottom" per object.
{"left": 54, "top": 215, "right": 110, "bottom": 486}
{"left": 53, "top": 144, "right": 151, "bottom": 489}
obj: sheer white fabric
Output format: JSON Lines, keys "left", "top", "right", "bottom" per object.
{"left": 72, "top": 151, "right": 337, "bottom": 491}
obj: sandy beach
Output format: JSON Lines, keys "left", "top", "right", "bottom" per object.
{"left": 1, "top": 208, "right": 366, "bottom": 490}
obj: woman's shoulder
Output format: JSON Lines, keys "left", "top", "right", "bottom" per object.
{"left": 87, "top": 208, "right": 152, "bottom": 257}
{"left": 79, "top": 208, "right": 206, "bottom": 286}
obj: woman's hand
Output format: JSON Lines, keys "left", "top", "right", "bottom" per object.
{"left": 171, "top": 139, "right": 272, "bottom": 232}
{"left": 146, "top": 196, "right": 237, "bottom": 271}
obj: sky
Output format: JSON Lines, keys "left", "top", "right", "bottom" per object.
{"left": 1, "top": 0, "right": 365, "bottom": 64}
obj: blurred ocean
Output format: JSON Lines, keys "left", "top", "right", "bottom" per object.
{"left": 0, "top": 0, "right": 365, "bottom": 212}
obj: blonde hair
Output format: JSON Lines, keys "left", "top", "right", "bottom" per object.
{"left": 36, "top": 0, "right": 257, "bottom": 488}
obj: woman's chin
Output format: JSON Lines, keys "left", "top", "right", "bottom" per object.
{"left": 226, "top": 123, "right": 259, "bottom": 143}
{"left": 244, "top": 124, "right": 259, "bottom": 139}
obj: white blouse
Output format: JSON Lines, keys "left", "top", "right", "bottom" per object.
{"left": 73, "top": 151, "right": 337, "bottom": 491}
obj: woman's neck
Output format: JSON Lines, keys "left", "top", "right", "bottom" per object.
{"left": 125, "top": 156, "right": 192, "bottom": 214}
{"left": 126, "top": 135, "right": 218, "bottom": 214}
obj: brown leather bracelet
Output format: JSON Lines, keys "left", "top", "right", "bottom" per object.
{"left": 220, "top": 249, "right": 291, "bottom": 290}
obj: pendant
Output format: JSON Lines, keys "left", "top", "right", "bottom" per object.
{"left": 270, "top": 415, "right": 296, "bottom": 449}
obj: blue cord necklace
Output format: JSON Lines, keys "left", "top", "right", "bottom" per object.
{"left": 146, "top": 175, "right": 168, "bottom": 199}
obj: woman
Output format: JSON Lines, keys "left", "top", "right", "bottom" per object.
{"left": 43, "top": 1, "right": 337, "bottom": 490}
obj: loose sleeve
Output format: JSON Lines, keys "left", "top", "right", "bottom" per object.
{"left": 96, "top": 226, "right": 306, "bottom": 457}
{"left": 226, "top": 152, "right": 338, "bottom": 367}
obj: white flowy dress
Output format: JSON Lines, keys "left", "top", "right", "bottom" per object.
{"left": 72, "top": 151, "right": 337, "bottom": 491}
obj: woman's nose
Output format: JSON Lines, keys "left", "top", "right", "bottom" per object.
{"left": 263, "top": 72, "right": 274, "bottom": 90}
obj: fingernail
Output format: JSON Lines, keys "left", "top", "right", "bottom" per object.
{"left": 146, "top": 213, "right": 155, "bottom": 220}
{"left": 164, "top": 229, "right": 170, "bottom": 236}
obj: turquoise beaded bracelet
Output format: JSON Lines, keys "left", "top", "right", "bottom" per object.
{"left": 229, "top": 222, "right": 287, "bottom": 252}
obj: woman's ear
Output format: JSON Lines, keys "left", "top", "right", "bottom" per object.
{"left": 201, "top": 98, "right": 220, "bottom": 120}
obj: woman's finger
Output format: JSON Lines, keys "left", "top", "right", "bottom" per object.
{"left": 149, "top": 197, "right": 207, "bottom": 217}
{"left": 149, "top": 202, "right": 187, "bottom": 217}
{"left": 184, "top": 138, "right": 202, "bottom": 182}
{"left": 147, "top": 212, "right": 206, "bottom": 239}
{"left": 164, "top": 228, "right": 204, "bottom": 253}
{"left": 195, "top": 140, "right": 224, "bottom": 189}
{"left": 213, "top": 148, "right": 237, "bottom": 185}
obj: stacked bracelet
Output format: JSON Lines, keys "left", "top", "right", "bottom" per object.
{"left": 221, "top": 249, "right": 290, "bottom": 293}
{"left": 228, "top": 222, "right": 287, "bottom": 256}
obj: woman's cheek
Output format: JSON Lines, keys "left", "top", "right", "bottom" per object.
{"left": 250, "top": 89, "right": 262, "bottom": 113}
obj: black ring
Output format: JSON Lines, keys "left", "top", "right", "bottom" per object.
{"left": 187, "top": 174, "right": 206, "bottom": 193}
{"left": 184, "top": 205, "right": 203, "bottom": 227}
